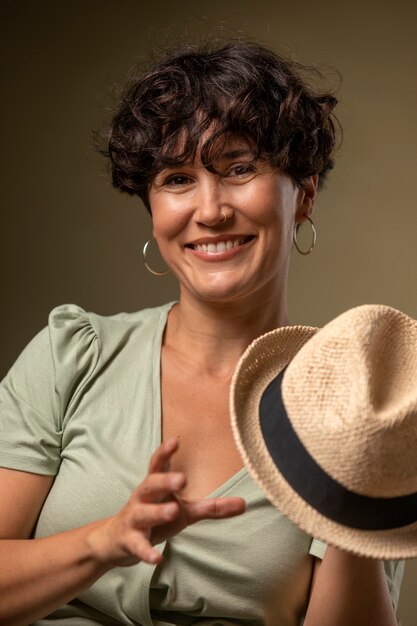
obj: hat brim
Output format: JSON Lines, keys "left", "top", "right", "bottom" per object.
{"left": 230, "top": 324, "right": 417, "bottom": 559}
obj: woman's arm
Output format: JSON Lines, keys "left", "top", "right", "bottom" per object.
{"left": 303, "top": 546, "right": 398, "bottom": 626}
{"left": 0, "top": 438, "right": 245, "bottom": 626}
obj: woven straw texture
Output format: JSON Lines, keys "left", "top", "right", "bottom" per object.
{"left": 230, "top": 305, "right": 417, "bottom": 559}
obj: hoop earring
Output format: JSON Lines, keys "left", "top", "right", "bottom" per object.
{"left": 142, "top": 239, "right": 170, "bottom": 276}
{"left": 293, "top": 217, "right": 317, "bottom": 255}
{"left": 220, "top": 210, "right": 228, "bottom": 223}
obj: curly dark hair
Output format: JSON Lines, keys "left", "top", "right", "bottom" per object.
{"left": 102, "top": 41, "right": 339, "bottom": 211}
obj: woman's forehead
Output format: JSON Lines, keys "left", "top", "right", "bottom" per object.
{"left": 163, "top": 129, "right": 254, "bottom": 163}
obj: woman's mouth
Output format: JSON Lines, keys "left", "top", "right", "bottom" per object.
{"left": 187, "top": 235, "right": 254, "bottom": 254}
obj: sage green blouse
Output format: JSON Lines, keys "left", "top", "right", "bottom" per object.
{"left": 0, "top": 304, "right": 403, "bottom": 626}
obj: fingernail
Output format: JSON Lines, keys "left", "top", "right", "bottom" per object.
{"left": 171, "top": 474, "right": 184, "bottom": 489}
{"left": 149, "top": 549, "right": 161, "bottom": 563}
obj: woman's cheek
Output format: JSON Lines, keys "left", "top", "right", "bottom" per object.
{"left": 152, "top": 199, "right": 193, "bottom": 240}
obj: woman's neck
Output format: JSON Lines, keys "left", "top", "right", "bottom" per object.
{"left": 163, "top": 288, "right": 289, "bottom": 380}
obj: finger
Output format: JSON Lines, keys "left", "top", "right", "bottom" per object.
{"left": 124, "top": 531, "right": 163, "bottom": 564}
{"left": 185, "top": 497, "right": 246, "bottom": 524}
{"left": 130, "top": 501, "right": 180, "bottom": 528}
{"left": 148, "top": 438, "right": 179, "bottom": 474}
{"left": 135, "top": 471, "right": 186, "bottom": 503}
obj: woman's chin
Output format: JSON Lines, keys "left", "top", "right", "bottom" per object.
{"left": 180, "top": 276, "right": 261, "bottom": 306}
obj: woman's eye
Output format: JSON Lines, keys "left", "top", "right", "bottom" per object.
{"left": 164, "top": 174, "right": 192, "bottom": 186}
{"left": 227, "top": 163, "right": 256, "bottom": 178}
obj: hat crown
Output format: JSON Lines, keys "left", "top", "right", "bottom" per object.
{"left": 282, "top": 304, "right": 417, "bottom": 498}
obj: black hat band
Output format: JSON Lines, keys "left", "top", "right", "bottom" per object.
{"left": 259, "top": 370, "right": 417, "bottom": 531}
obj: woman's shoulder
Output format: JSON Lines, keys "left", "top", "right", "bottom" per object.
{"left": 46, "top": 301, "right": 174, "bottom": 364}
{"left": 48, "top": 301, "right": 175, "bottom": 340}
{"left": 39, "top": 301, "right": 174, "bottom": 422}
{"left": 49, "top": 301, "right": 175, "bottom": 325}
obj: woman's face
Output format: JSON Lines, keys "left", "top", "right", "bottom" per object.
{"left": 148, "top": 137, "right": 317, "bottom": 306}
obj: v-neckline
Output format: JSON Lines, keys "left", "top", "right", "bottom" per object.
{"left": 152, "top": 302, "right": 248, "bottom": 500}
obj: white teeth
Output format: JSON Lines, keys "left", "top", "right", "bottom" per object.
{"left": 194, "top": 238, "right": 245, "bottom": 253}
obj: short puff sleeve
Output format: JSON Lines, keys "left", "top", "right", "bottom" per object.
{"left": 0, "top": 304, "right": 99, "bottom": 475}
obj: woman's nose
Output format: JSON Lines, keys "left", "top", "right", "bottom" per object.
{"left": 194, "top": 178, "right": 233, "bottom": 226}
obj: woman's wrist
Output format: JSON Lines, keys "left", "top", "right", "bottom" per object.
{"left": 83, "top": 517, "right": 138, "bottom": 569}
{"left": 303, "top": 546, "right": 397, "bottom": 626}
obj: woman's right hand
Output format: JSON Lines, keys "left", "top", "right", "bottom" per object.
{"left": 86, "top": 437, "right": 246, "bottom": 568}
{"left": 0, "top": 438, "right": 245, "bottom": 626}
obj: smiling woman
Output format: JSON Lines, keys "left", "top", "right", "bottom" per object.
{"left": 148, "top": 143, "right": 316, "bottom": 307}
{"left": 0, "top": 39, "right": 403, "bottom": 626}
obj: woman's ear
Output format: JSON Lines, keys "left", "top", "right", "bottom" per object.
{"left": 295, "top": 175, "right": 319, "bottom": 224}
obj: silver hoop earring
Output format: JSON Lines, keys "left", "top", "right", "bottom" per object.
{"left": 220, "top": 210, "right": 228, "bottom": 223}
{"left": 293, "top": 217, "right": 317, "bottom": 255}
{"left": 142, "top": 238, "right": 170, "bottom": 276}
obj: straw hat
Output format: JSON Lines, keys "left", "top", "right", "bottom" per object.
{"left": 230, "top": 304, "right": 417, "bottom": 559}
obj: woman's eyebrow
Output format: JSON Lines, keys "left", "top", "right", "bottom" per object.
{"left": 220, "top": 149, "right": 253, "bottom": 159}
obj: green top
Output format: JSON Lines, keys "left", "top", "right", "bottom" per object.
{"left": 0, "top": 304, "right": 404, "bottom": 626}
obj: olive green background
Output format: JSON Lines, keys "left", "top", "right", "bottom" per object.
{"left": 1, "top": 1, "right": 416, "bottom": 623}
